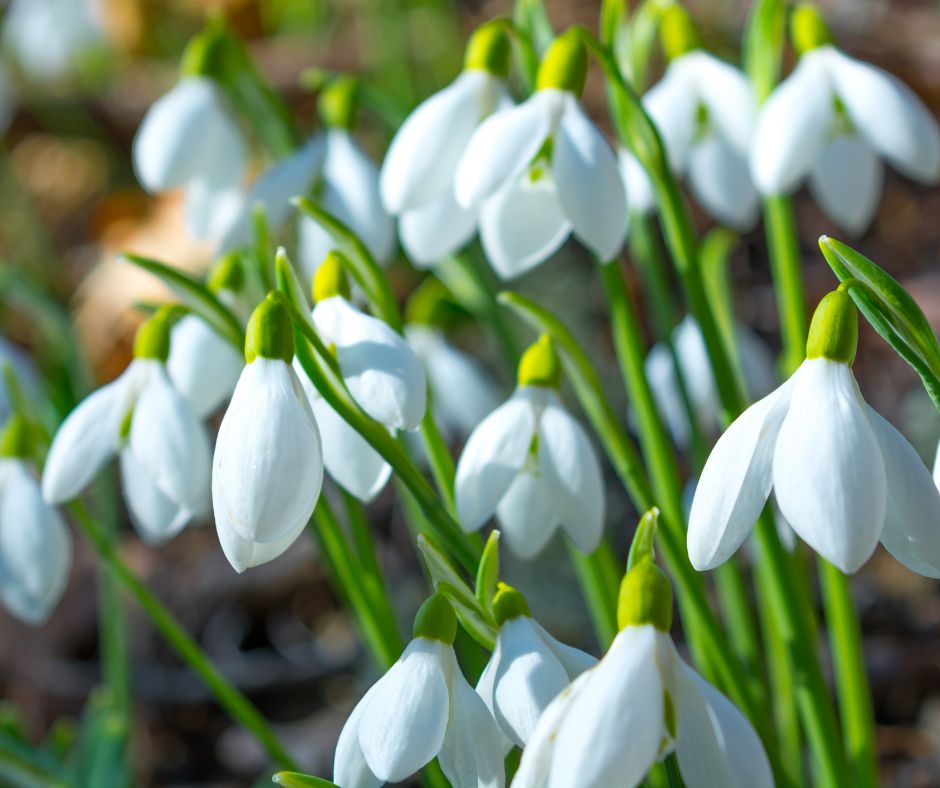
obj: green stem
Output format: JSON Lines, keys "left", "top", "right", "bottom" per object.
{"left": 663, "top": 754, "right": 686, "bottom": 788}
{"left": 70, "top": 503, "right": 298, "bottom": 770}
{"left": 818, "top": 560, "right": 878, "bottom": 788}
{"left": 567, "top": 541, "right": 620, "bottom": 649}
{"left": 764, "top": 195, "right": 807, "bottom": 376}
{"left": 418, "top": 411, "right": 457, "bottom": 514}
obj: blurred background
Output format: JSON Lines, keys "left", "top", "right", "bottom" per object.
{"left": 1, "top": 0, "right": 940, "bottom": 785}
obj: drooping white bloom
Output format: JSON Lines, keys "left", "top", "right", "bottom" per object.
{"left": 43, "top": 316, "right": 211, "bottom": 545}
{"left": 334, "top": 594, "right": 505, "bottom": 788}
{"left": 212, "top": 296, "right": 323, "bottom": 573}
{"left": 167, "top": 314, "right": 244, "bottom": 419}
{"left": 645, "top": 316, "right": 776, "bottom": 448}
{"left": 512, "top": 622, "right": 773, "bottom": 788}
{"left": 751, "top": 9, "right": 940, "bottom": 235}
{"left": 476, "top": 585, "right": 596, "bottom": 750}
{"left": 0, "top": 450, "right": 71, "bottom": 625}
{"left": 455, "top": 32, "right": 626, "bottom": 279}
{"left": 133, "top": 76, "right": 247, "bottom": 242}
{"left": 455, "top": 337, "right": 604, "bottom": 558}
{"left": 688, "top": 289, "right": 940, "bottom": 575}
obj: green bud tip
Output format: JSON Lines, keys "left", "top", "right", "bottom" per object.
{"left": 244, "top": 293, "right": 294, "bottom": 364}
{"left": 536, "top": 29, "right": 588, "bottom": 95}
{"left": 0, "top": 414, "right": 31, "bottom": 459}
{"left": 806, "top": 289, "right": 858, "bottom": 364}
{"left": 659, "top": 4, "right": 701, "bottom": 61}
{"left": 790, "top": 3, "right": 832, "bottom": 55}
{"left": 319, "top": 75, "right": 359, "bottom": 130}
{"left": 617, "top": 557, "right": 673, "bottom": 632}
{"left": 133, "top": 312, "right": 172, "bottom": 362}
{"left": 517, "top": 334, "right": 562, "bottom": 388}
{"left": 207, "top": 252, "right": 245, "bottom": 295}
{"left": 412, "top": 593, "right": 458, "bottom": 644}
{"left": 312, "top": 251, "right": 352, "bottom": 303}
{"left": 464, "top": 22, "right": 512, "bottom": 78}
{"left": 493, "top": 583, "right": 531, "bottom": 626}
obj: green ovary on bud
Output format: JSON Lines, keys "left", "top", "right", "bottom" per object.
{"left": 208, "top": 252, "right": 246, "bottom": 295}
{"left": 517, "top": 334, "right": 562, "bottom": 389}
{"left": 617, "top": 557, "right": 673, "bottom": 632}
{"left": 412, "top": 592, "right": 458, "bottom": 644}
{"left": 133, "top": 311, "right": 173, "bottom": 362}
{"left": 790, "top": 3, "right": 833, "bottom": 56}
{"left": 245, "top": 294, "right": 294, "bottom": 364}
{"left": 464, "top": 22, "right": 512, "bottom": 78}
{"left": 536, "top": 30, "right": 587, "bottom": 95}
{"left": 312, "top": 251, "right": 352, "bottom": 303}
{"left": 659, "top": 4, "right": 701, "bottom": 61}
{"left": 0, "top": 414, "right": 31, "bottom": 459}
{"left": 319, "top": 75, "right": 358, "bottom": 130}
{"left": 493, "top": 582, "right": 531, "bottom": 626}
{"left": 806, "top": 288, "right": 858, "bottom": 364}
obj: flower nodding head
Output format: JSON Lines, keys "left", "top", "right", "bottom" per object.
{"left": 659, "top": 4, "right": 701, "bottom": 61}
{"left": 790, "top": 3, "right": 833, "bottom": 56}
{"left": 517, "top": 334, "right": 562, "bottom": 389}
{"left": 493, "top": 582, "right": 531, "bottom": 625}
{"left": 312, "top": 251, "right": 353, "bottom": 304}
{"left": 536, "top": 29, "right": 587, "bottom": 95}
{"left": 412, "top": 592, "right": 458, "bottom": 644}
{"left": 245, "top": 294, "right": 294, "bottom": 364}
{"left": 133, "top": 310, "right": 173, "bottom": 362}
{"left": 806, "top": 287, "right": 858, "bottom": 365}
{"left": 464, "top": 21, "right": 512, "bottom": 79}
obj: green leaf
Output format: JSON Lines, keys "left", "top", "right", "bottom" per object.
{"left": 272, "top": 771, "right": 338, "bottom": 787}
{"left": 0, "top": 730, "right": 67, "bottom": 788}
{"left": 66, "top": 689, "right": 129, "bottom": 788}
{"left": 621, "top": 0, "right": 670, "bottom": 89}
{"left": 121, "top": 253, "right": 245, "bottom": 351}
{"left": 743, "top": 0, "right": 787, "bottom": 103}
{"left": 475, "top": 530, "right": 501, "bottom": 617}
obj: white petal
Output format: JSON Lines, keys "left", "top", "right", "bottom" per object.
{"left": 119, "top": 449, "right": 190, "bottom": 544}
{"left": 184, "top": 177, "right": 243, "bottom": 242}
{"left": 773, "top": 358, "right": 886, "bottom": 573}
{"left": 687, "top": 375, "right": 796, "bottom": 570}
{"left": 537, "top": 395, "right": 605, "bottom": 554}
{"left": 549, "top": 625, "right": 664, "bottom": 788}
{"left": 439, "top": 648, "right": 506, "bottom": 788}
{"left": 867, "top": 408, "right": 940, "bottom": 577}
{"left": 552, "top": 96, "right": 627, "bottom": 261}
{"left": 675, "top": 658, "right": 773, "bottom": 788}
{"left": 455, "top": 90, "right": 561, "bottom": 208}
{"left": 212, "top": 359, "right": 323, "bottom": 543}
{"left": 334, "top": 685, "right": 383, "bottom": 788}
{"left": 619, "top": 148, "right": 656, "bottom": 215}
{"left": 687, "top": 52, "right": 757, "bottom": 157}
{"left": 359, "top": 638, "right": 450, "bottom": 782}
{"left": 313, "top": 296, "right": 427, "bottom": 430}
{"left": 313, "top": 396, "right": 392, "bottom": 502}
{"left": 808, "top": 133, "right": 884, "bottom": 235}
{"left": 687, "top": 134, "right": 760, "bottom": 231}
{"left": 750, "top": 50, "right": 834, "bottom": 194}
{"left": 475, "top": 638, "right": 522, "bottom": 759}
{"left": 167, "top": 314, "right": 244, "bottom": 418}
{"left": 381, "top": 71, "right": 506, "bottom": 213}
{"left": 0, "top": 461, "right": 71, "bottom": 625}
{"left": 216, "top": 505, "right": 308, "bottom": 574}
{"left": 496, "top": 468, "right": 563, "bottom": 559}
{"left": 531, "top": 620, "right": 598, "bottom": 677}
{"left": 399, "top": 191, "right": 478, "bottom": 268}
{"left": 478, "top": 175, "right": 571, "bottom": 280}
{"left": 645, "top": 341, "right": 693, "bottom": 448}
{"left": 455, "top": 391, "right": 537, "bottom": 532}
{"left": 826, "top": 48, "right": 940, "bottom": 182}
{"left": 643, "top": 63, "right": 698, "bottom": 173}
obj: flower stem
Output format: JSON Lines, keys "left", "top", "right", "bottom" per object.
{"left": 69, "top": 502, "right": 298, "bottom": 771}
{"left": 818, "top": 560, "right": 878, "bottom": 788}
{"left": 764, "top": 195, "right": 808, "bottom": 376}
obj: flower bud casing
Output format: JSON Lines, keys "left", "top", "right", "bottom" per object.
{"left": 0, "top": 414, "right": 31, "bottom": 459}
{"left": 517, "top": 335, "right": 562, "bottom": 388}
{"left": 319, "top": 75, "right": 358, "bottom": 130}
{"left": 133, "top": 313, "right": 172, "bottom": 362}
{"left": 493, "top": 582, "right": 531, "bottom": 625}
{"left": 790, "top": 3, "right": 833, "bottom": 56}
{"left": 207, "top": 251, "right": 246, "bottom": 295}
{"left": 806, "top": 288, "right": 858, "bottom": 364}
{"left": 536, "top": 30, "right": 588, "bottom": 95}
{"left": 464, "top": 22, "right": 512, "bottom": 78}
{"left": 245, "top": 295, "right": 294, "bottom": 364}
{"left": 413, "top": 593, "right": 458, "bottom": 644}
{"left": 617, "top": 557, "right": 673, "bottom": 632}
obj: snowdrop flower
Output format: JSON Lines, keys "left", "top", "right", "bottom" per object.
{"left": 751, "top": 3, "right": 940, "bottom": 235}
{"left": 455, "top": 335, "right": 604, "bottom": 558}
{"left": 380, "top": 23, "right": 512, "bottom": 267}
{"left": 334, "top": 593, "right": 505, "bottom": 788}
{"left": 133, "top": 75, "right": 247, "bottom": 242}
{"left": 43, "top": 312, "right": 211, "bottom": 543}
{"left": 0, "top": 417, "right": 71, "bottom": 625}
{"left": 513, "top": 526, "right": 772, "bottom": 788}
{"left": 689, "top": 286, "right": 940, "bottom": 575}
{"left": 292, "top": 254, "right": 426, "bottom": 501}
{"left": 645, "top": 316, "right": 776, "bottom": 448}
{"left": 455, "top": 30, "right": 627, "bottom": 279}
{"left": 620, "top": 7, "right": 759, "bottom": 230}
{"left": 476, "top": 584, "right": 596, "bottom": 750}
{"left": 213, "top": 294, "right": 324, "bottom": 573}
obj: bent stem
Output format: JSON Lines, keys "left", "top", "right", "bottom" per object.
{"left": 69, "top": 502, "right": 298, "bottom": 771}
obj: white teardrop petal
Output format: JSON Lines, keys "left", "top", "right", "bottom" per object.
{"left": 808, "top": 133, "right": 883, "bottom": 236}
{"left": 334, "top": 685, "right": 383, "bottom": 788}
{"left": 167, "top": 315, "right": 244, "bottom": 418}
{"left": 399, "top": 191, "right": 478, "bottom": 268}
{"left": 688, "top": 52, "right": 757, "bottom": 157}
{"left": 687, "top": 134, "right": 760, "bottom": 231}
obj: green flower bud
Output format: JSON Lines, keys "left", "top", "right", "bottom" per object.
{"left": 404, "top": 277, "right": 452, "bottom": 327}
{"left": 493, "top": 582, "right": 531, "bottom": 625}
{"left": 208, "top": 252, "right": 246, "bottom": 295}
{"left": 133, "top": 312, "right": 172, "bottom": 362}
{"left": 517, "top": 335, "right": 562, "bottom": 388}
{"left": 790, "top": 3, "right": 833, "bottom": 56}
{"left": 180, "top": 21, "right": 226, "bottom": 78}
{"left": 0, "top": 414, "right": 31, "bottom": 459}
{"left": 412, "top": 592, "right": 458, "bottom": 644}
{"left": 464, "top": 22, "right": 512, "bottom": 78}
{"left": 319, "top": 75, "right": 359, "bottom": 130}
{"left": 659, "top": 4, "right": 701, "bottom": 61}
{"left": 536, "top": 30, "right": 588, "bottom": 95}
{"left": 617, "top": 557, "right": 673, "bottom": 632}
{"left": 806, "top": 288, "right": 858, "bottom": 364}
{"left": 245, "top": 294, "right": 294, "bottom": 364}
{"left": 312, "top": 251, "right": 352, "bottom": 303}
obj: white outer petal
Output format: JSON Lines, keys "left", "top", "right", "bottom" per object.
{"left": 687, "top": 134, "right": 760, "bottom": 231}
{"left": 618, "top": 148, "right": 656, "bottom": 215}
{"left": 686, "top": 51, "right": 757, "bottom": 157}
{"left": 399, "top": 191, "right": 478, "bottom": 268}
{"left": 808, "top": 133, "right": 883, "bottom": 236}
{"left": 334, "top": 685, "right": 383, "bottom": 788}
{"left": 313, "top": 296, "right": 427, "bottom": 430}
{"left": 120, "top": 449, "right": 190, "bottom": 544}
{"left": 167, "top": 314, "right": 244, "bottom": 418}
{"left": 531, "top": 620, "right": 598, "bottom": 677}
{"left": 496, "top": 468, "right": 563, "bottom": 559}
{"left": 773, "top": 358, "right": 885, "bottom": 573}
{"left": 645, "top": 341, "right": 693, "bottom": 448}
{"left": 643, "top": 63, "right": 697, "bottom": 173}
{"left": 216, "top": 507, "right": 308, "bottom": 574}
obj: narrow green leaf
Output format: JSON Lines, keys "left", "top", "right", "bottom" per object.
{"left": 626, "top": 508, "right": 660, "bottom": 571}
{"left": 743, "top": 0, "right": 787, "bottom": 103}
{"left": 273, "top": 772, "right": 338, "bottom": 787}
{"left": 475, "top": 530, "right": 501, "bottom": 617}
